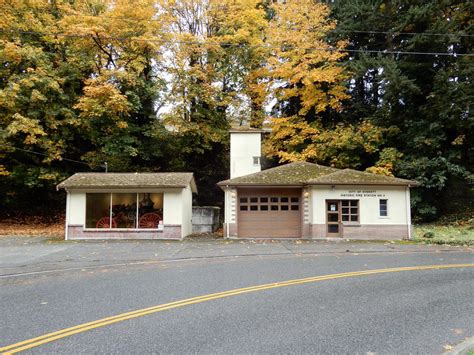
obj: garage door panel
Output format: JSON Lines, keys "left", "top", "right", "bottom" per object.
{"left": 237, "top": 188, "right": 302, "bottom": 238}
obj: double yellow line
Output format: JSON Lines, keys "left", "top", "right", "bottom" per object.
{"left": 2, "top": 263, "right": 473, "bottom": 354}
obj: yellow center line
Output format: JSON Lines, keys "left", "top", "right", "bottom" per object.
{"left": 1, "top": 263, "right": 473, "bottom": 354}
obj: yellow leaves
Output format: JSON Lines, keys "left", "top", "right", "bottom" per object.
{"left": 366, "top": 147, "right": 403, "bottom": 176}
{"left": 30, "top": 89, "right": 47, "bottom": 103}
{"left": 0, "top": 165, "right": 10, "bottom": 176}
{"left": 366, "top": 165, "right": 394, "bottom": 177}
{"left": 1, "top": 41, "right": 23, "bottom": 63}
{"left": 74, "top": 79, "right": 131, "bottom": 120}
{"left": 452, "top": 135, "right": 464, "bottom": 145}
{"left": 265, "top": 119, "right": 386, "bottom": 169}
{"left": 265, "top": 0, "right": 349, "bottom": 118}
{"left": 116, "top": 121, "right": 128, "bottom": 129}
{"left": 6, "top": 113, "right": 46, "bottom": 144}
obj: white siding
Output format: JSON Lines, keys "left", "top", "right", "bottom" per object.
{"left": 181, "top": 186, "right": 193, "bottom": 237}
{"left": 230, "top": 132, "right": 261, "bottom": 178}
{"left": 163, "top": 190, "right": 183, "bottom": 225}
{"left": 311, "top": 185, "right": 408, "bottom": 225}
{"left": 68, "top": 192, "right": 86, "bottom": 225}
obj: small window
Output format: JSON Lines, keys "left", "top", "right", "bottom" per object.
{"left": 291, "top": 205, "right": 299, "bottom": 211}
{"left": 379, "top": 199, "right": 388, "bottom": 217}
{"left": 253, "top": 156, "right": 260, "bottom": 165}
{"left": 350, "top": 200, "right": 358, "bottom": 207}
{"left": 250, "top": 197, "right": 258, "bottom": 203}
{"left": 281, "top": 205, "right": 289, "bottom": 211}
{"left": 260, "top": 197, "right": 268, "bottom": 203}
{"left": 328, "top": 213, "right": 338, "bottom": 222}
{"left": 250, "top": 205, "right": 258, "bottom": 211}
{"left": 260, "top": 205, "right": 268, "bottom": 211}
{"left": 240, "top": 197, "right": 248, "bottom": 203}
{"left": 271, "top": 205, "right": 278, "bottom": 211}
{"left": 240, "top": 205, "right": 248, "bottom": 211}
{"left": 342, "top": 215, "right": 349, "bottom": 221}
{"left": 280, "top": 197, "right": 289, "bottom": 203}
{"left": 270, "top": 197, "right": 278, "bottom": 203}
{"left": 341, "top": 201, "right": 349, "bottom": 207}
{"left": 291, "top": 197, "right": 299, "bottom": 203}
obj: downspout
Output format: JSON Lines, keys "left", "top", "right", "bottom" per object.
{"left": 405, "top": 186, "right": 412, "bottom": 240}
{"left": 65, "top": 189, "right": 69, "bottom": 241}
{"left": 226, "top": 185, "right": 230, "bottom": 239}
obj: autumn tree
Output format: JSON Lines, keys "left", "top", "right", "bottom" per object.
{"left": 261, "top": 0, "right": 387, "bottom": 170}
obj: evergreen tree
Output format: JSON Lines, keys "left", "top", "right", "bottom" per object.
{"left": 327, "top": 0, "right": 473, "bottom": 220}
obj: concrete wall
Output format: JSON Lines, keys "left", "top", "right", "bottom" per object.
{"left": 230, "top": 132, "right": 261, "bottom": 178}
{"left": 65, "top": 188, "right": 191, "bottom": 240}
{"left": 192, "top": 207, "right": 220, "bottom": 233}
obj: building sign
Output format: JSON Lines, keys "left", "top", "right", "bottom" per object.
{"left": 340, "top": 190, "right": 386, "bottom": 198}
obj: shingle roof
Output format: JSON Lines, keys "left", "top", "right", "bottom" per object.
{"left": 57, "top": 172, "right": 197, "bottom": 192}
{"left": 218, "top": 162, "right": 339, "bottom": 186}
{"left": 218, "top": 162, "right": 417, "bottom": 187}
{"left": 308, "top": 168, "right": 417, "bottom": 186}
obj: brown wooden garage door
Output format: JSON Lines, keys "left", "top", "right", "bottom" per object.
{"left": 237, "top": 188, "right": 302, "bottom": 238}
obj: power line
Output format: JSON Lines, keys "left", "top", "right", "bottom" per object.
{"left": 0, "top": 144, "right": 93, "bottom": 167}
{"left": 1, "top": 6, "right": 473, "bottom": 37}
{"left": 0, "top": 29, "right": 472, "bottom": 57}
{"left": 332, "top": 29, "right": 474, "bottom": 38}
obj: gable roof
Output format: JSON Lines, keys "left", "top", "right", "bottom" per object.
{"left": 57, "top": 172, "right": 197, "bottom": 192}
{"left": 218, "top": 162, "right": 339, "bottom": 186}
{"left": 218, "top": 162, "right": 417, "bottom": 187}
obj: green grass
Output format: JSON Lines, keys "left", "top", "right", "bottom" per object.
{"left": 414, "top": 221, "right": 474, "bottom": 246}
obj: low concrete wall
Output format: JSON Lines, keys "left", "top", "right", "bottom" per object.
{"left": 192, "top": 207, "right": 220, "bottom": 233}
{"left": 67, "top": 225, "right": 182, "bottom": 240}
{"left": 309, "top": 223, "right": 410, "bottom": 240}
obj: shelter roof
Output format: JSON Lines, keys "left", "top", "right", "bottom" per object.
{"left": 57, "top": 172, "right": 197, "bottom": 192}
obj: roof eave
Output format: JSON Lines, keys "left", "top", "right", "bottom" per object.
{"left": 217, "top": 182, "right": 305, "bottom": 188}
{"left": 308, "top": 182, "right": 416, "bottom": 186}
{"left": 57, "top": 184, "right": 190, "bottom": 190}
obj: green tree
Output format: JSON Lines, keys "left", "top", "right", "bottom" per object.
{"left": 327, "top": 0, "right": 473, "bottom": 220}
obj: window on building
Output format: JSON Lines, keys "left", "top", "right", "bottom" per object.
{"left": 238, "top": 195, "right": 300, "bottom": 212}
{"left": 86, "top": 193, "right": 111, "bottom": 228}
{"left": 379, "top": 199, "right": 388, "bottom": 217}
{"left": 112, "top": 193, "right": 137, "bottom": 228}
{"left": 85, "top": 193, "right": 163, "bottom": 229}
{"left": 253, "top": 156, "right": 260, "bottom": 165}
{"left": 341, "top": 200, "right": 359, "bottom": 222}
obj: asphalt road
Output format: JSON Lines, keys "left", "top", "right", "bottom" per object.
{"left": 1, "top": 239, "right": 473, "bottom": 354}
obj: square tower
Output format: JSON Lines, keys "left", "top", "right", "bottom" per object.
{"left": 230, "top": 128, "right": 264, "bottom": 179}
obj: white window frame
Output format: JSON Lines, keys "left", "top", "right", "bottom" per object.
{"left": 379, "top": 198, "right": 389, "bottom": 218}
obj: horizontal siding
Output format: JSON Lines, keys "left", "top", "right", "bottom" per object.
{"left": 237, "top": 188, "right": 302, "bottom": 238}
